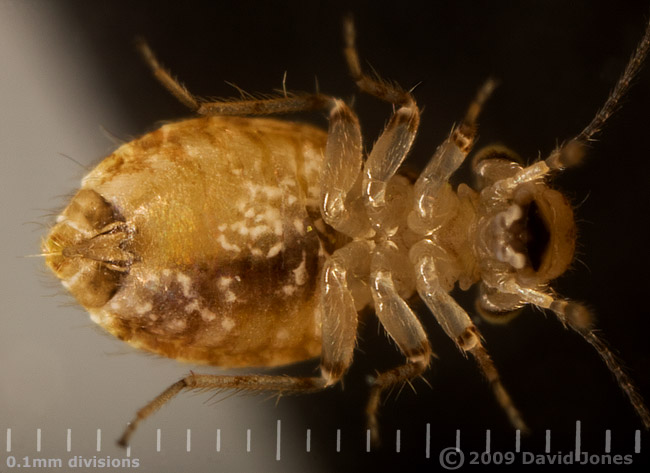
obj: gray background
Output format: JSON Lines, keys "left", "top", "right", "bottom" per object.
{"left": 1, "top": 1, "right": 649, "bottom": 471}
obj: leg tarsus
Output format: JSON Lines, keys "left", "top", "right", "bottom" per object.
{"left": 365, "top": 355, "right": 431, "bottom": 446}
{"left": 136, "top": 39, "right": 200, "bottom": 111}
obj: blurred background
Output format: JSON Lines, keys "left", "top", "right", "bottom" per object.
{"left": 1, "top": 1, "right": 649, "bottom": 471}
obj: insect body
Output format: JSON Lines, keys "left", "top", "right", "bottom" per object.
{"left": 41, "top": 19, "right": 650, "bottom": 446}
{"left": 43, "top": 117, "right": 328, "bottom": 368}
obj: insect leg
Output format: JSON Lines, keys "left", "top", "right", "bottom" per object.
{"left": 117, "top": 372, "right": 327, "bottom": 448}
{"left": 343, "top": 18, "right": 422, "bottom": 229}
{"left": 138, "top": 39, "right": 334, "bottom": 116}
{"left": 410, "top": 239, "right": 528, "bottom": 432}
{"left": 320, "top": 241, "right": 371, "bottom": 383}
{"left": 118, "top": 243, "right": 367, "bottom": 448}
{"left": 367, "top": 243, "right": 432, "bottom": 445}
{"left": 410, "top": 80, "right": 496, "bottom": 233}
{"left": 319, "top": 99, "right": 373, "bottom": 238}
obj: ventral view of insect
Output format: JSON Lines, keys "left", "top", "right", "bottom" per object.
{"left": 40, "top": 12, "right": 650, "bottom": 450}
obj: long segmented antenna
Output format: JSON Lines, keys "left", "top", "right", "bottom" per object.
{"left": 549, "top": 300, "right": 650, "bottom": 429}
{"left": 546, "top": 18, "right": 650, "bottom": 170}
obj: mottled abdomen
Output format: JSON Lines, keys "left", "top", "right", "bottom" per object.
{"left": 43, "top": 116, "right": 332, "bottom": 367}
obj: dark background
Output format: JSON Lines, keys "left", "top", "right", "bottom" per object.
{"left": 10, "top": 1, "right": 650, "bottom": 471}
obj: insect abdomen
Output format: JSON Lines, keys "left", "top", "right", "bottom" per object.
{"left": 44, "top": 116, "right": 333, "bottom": 367}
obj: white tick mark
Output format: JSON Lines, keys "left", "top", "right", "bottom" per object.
{"left": 276, "top": 328, "right": 289, "bottom": 341}
{"left": 282, "top": 285, "right": 297, "bottom": 296}
{"left": 293, "top": 219, "right": 305, "bottom": 234}
{"left": 218, "top": 277, "right": 233, "bottom": 289}
{"left": 249, "top": 225, "right": 271, "bottom": 239}
{"left": 267, "top": 242, "right": 283, "bottom": 258}
{"left": 135, "top": 301, "right": 152, "bottom": 315}
{"left": 217, "top": 234, "right": 242, "bottom": 252}
{"left": 185, "top": 300, "right": 200, "bottom": 313}
{"left": 224, "top": 290, "right": 237, "bottom": 303}
{"left": 231, "top": 220, "right": 250, "bottom": 236}
{"left": 261, "top": 185, "right": 283, "bottom": 200}
{"left": 60, "top": 218, "right": 93, "bottom": 237}
{"left": 221, "top": 317, "right": 235, "bottom": 332}
{"left": 176, "top": 272, "right": 193, "bottom": 297}
{"left": 62, "top": 266, "right": 87, "bottom": 290}
{"left": 200, "top": 307, "right": 217, "bottom": 322}
{"left": 168, "top": 318, "right": 187, "bottom": 331}
{"left": 293, "top": 253, "right": 307, "bottom": 286}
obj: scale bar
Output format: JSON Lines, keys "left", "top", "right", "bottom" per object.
{"left": 425, "top": 423, "right": 430, "bottom": 459}
{"left": 605, "top": 429, "right": 611, "bottom": 453}
{"left": 306, "top": 429, "right": 311, "bottom": 453}
{"left": 575, "top": 421, "right": 581, "bottom": 457}
{"left": 156, "top": 429, "right": 161, "bottom": 452}
{"left": 6, "top": 428, "right": 11, "bottom": 452}
{"left": 66, "top": 429, "right": 71, "bottom": 452}
{"left": 216, "top": 429, "right": 221, "bottom": 452}
{"left": 37, "top": 428, "right": 41, "bottom": 452}
{"left": 96, "top": 429, "right": 101, "bottom": 452}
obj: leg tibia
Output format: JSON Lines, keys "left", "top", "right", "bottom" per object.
{"left": 118, "top": 373, "right": 327, "bottom": 447}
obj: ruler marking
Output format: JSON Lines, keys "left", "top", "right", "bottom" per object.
{"left": 365, "top": 429, "right": 370, "bottom": 452}
{"left": 515, "top": 429, "right": 521, "bottom": 453}
{"left": 396, "top": 429, "right": 401, "bottom": 453}
{"left": 276, "top": 420, "right": 281, "bottom": 461}
{"left": 336, "top": 429, "right": 341, "bottom": 453}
